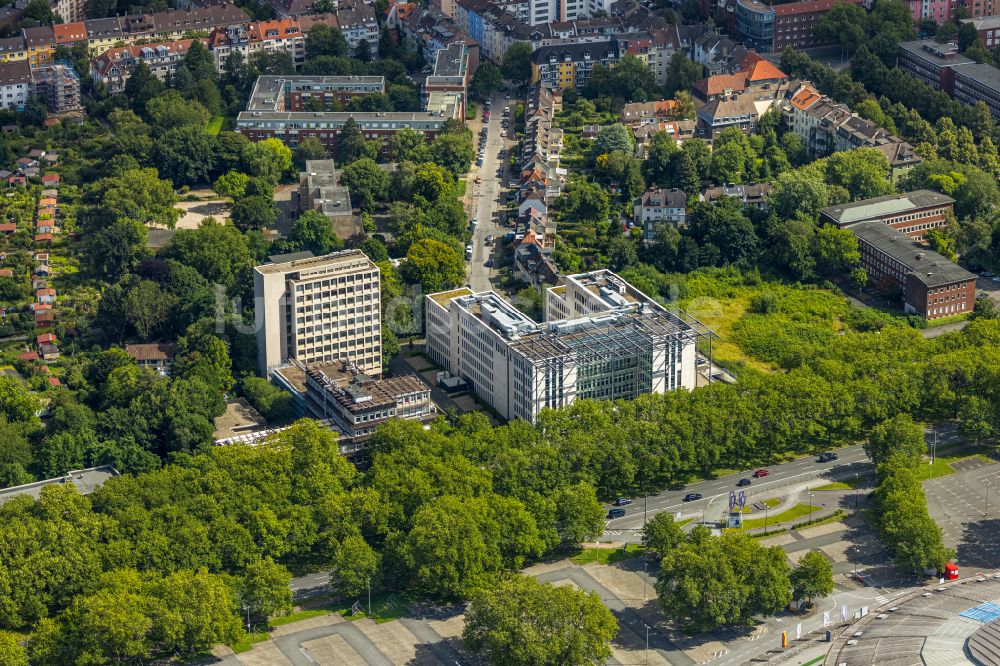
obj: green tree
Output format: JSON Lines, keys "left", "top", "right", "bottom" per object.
{"left": 592, "top": 124, "right": 635, "bottom": 158}
{"left": 145, "top": 91, "right": 210, "bottom": 132}
{"left": 213, "top": 171, "right": 250, "bottom": 199}
{"left": 812, "top": 2, "right": 867, "bottom": 54}
{"left": 335, "top": 117, "right": 379, "bottom": 164}
{"left": 812, "top": 225, "right": 860, "bottom": 276}
{"left": 553, "top": 482, "right": 605, "bottom": 546}
{"left": 791, "top": 551, "right": 833, "bottom": 605}
{"left": 769, "top": 170, "right": 829, "bottom": 220}
{"left": 865, "top": 413, "right": 925, "bottom": 468}
{"left": 501, "top": 42, "right": 533, "bottom": 84}
{"left": 0, "top": 630, "right": 26, "bottom": 666}
{"left": 231, "top": 196, "right": 279, "bottom": 232}
{"left": 958, "top": 395, "right": 995, "bottom": 444}
{"left": 402, "top": 495, "right": 499, "bottom": 598}
{"left": 464, "top": 575, "right": 618, "bottom": 666}
{"left": 87, "top": 167, "right": 180, "bottom": 229}
{"left": 340, "top": 157, "right": 390, "bottom": 212}
{"left": 242, "top": 138, "right": 292, "bottom": 184}
{"left": 165, "top": 218, "right": 254, "bottom": 291}
{"left": 238, "top": 557, "right": 292, "bottom": 623}
{"left": 330, "top": 534, "right": 381, "bottom": 597}
{"left": 470, "top": 62, "right": 503, "bottom": 98}
{"left": 154, "top": 125, "right": 215, "bottom": 186}
{"left": 401, "top": 238, "right": 465, "bottom": 293}
{"left": 642, "top": 512, "right": 685, "bottom": 556}
{"left": 294, "top": 136, "right": 327, "bottom": 169}
{"left": 0, "top": 376, "right": 41, "bottom": 423}
{"left": 665, "top": 52, "right": 703, "bottom": 96}
{"left": 87, "top": 218, "right": 150, "bottom": 281}
{"left": 431, "top": 131, "right": 476, "bottom": 178}
{"left": 151, "top": 570, "right": 243, "bottom": 656}
{"left": 290, "top": 209, "right": 343, "bottom": 255}
{"left": 826, "top": 148, "right": 892, "bottom": 200}
{"left": 306, "top": 23, "right": 349, "bottom": 57}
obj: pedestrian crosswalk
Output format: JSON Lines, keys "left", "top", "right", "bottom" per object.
{"left": 875, "top": 594, "right": 889, "bottom": 606}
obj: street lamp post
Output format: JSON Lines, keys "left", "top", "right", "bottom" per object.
{"left": 367, "top": 577, "right": 372, "bottom": 616}
{"left": 854, "top": 474, "right": 860, "bottom": 509}
{"left": 643, "top": 561, "right": 648, "bottom": 601}
{"left": 808, "top": 492, "right": 814, "bottom": 519}
{"left": 764, "top": 505, "right": 769, "bottom": 534}
{"left": 645, "top": 624, "right": 650, "bottom": 665}
{"left": 987, "top": 480, "right": 992, "bottom": 518}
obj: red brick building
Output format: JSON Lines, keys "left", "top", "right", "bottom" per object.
{"left": 772, "top": 0, "right": 864, "bottom": 52}
{"left": 819, "top": 190, "right": 954, "bottom": 241}
{"left": 850, "top": 220, "right": 976, "bottom": 320}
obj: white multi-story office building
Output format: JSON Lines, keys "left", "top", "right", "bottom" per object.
{"left": 254, "top": 250, "right": 381, "bottom": 376}
{"left": 426, "top": 270, "right": 712, "bottom": 422}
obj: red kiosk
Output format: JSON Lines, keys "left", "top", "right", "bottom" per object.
{"left": 943, "top": 563, "right": 959, "bottom": 580}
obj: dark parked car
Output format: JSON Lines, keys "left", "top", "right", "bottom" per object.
{"left": 737, "top": 478, "right": 752, "bottom": 487}
{"left": 818, "top": 452, "right": 839, "bottom": 462}
{"left": 683, "top": 493, "right": 702, "bottom": 502}
{"left": 613, "top": 497, "right": 632, "bottom": 506}
{"left": 607, "top": 508, "right": 626, "bottom": 519}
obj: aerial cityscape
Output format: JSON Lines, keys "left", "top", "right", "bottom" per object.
{"left": 0, "top": 0, "right": 999, "bottom": 662}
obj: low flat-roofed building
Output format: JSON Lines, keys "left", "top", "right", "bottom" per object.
{"left": 0, "top": 465, "right": 118, "bottom": 504}
{"left": 820, "top": 190, "right": 954, "bottom": 240}
{"left": 272, "top": 359, "right": 435, "bottom": 456}
{"left": 298, "top": 160, "right": 360, "bottom": 239}
{"left": 850, "top": 220, "right": 976, "bottom": 320}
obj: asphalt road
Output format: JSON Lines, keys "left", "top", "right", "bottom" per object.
{"left": 602, "top": 444, "right": 873, "bottom": 535}
{"left": 603, "top": 423, "right": 963, "bottom": 536}
{"left": 467, "top": 90, "right": 513, "bottom": 293}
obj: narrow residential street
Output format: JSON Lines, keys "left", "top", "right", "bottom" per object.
{"left": 466, "top": 89, "right": 515, "bottom": 293}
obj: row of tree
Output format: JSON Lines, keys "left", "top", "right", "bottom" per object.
{"left": 865, "top": 415, "right": 954, "bottom": 572}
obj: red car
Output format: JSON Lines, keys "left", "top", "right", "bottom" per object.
{"left": 752, "top": 469, "right": 770, "bottom": 478}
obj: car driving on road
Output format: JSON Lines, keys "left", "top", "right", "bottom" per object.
{"left": 737, "top": 478, "right": 752, "bottom": 487}
{"left": 612, "top": 497, "right": 632, "bottom": 506}
{"left": 683, "top": 493, "right": 702, "bottom": 501}
{"left": 818, "top": 452, "right": 839, "bottom": 462}
{"left": 607, "top": 508, "right": 626, "bottom": 519}
{"left": 753, "top": 469, "right": 769, "bottom": 478}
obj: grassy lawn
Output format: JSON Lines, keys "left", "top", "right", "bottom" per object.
{"left": 793, "top": 509, "right": 846, "bottom": 530}
{"left": 742, "top": 503, "right": 821, "bottom": 530}
{"left": 922, "top": 453, "right": 992, "bottom": 480}
{"left": 330, "top": 592, "right": 409, "bottom": 624}
{"left": 231, "top": 631, "right": 269, "bottom": 654}
{"left": 206, "top": 116, "right": 224, "bottom": 135}
{"left": 571, "top": 544, "right": 645, "bottom": 565}
{"left": 925, "top": 312, "right": 969, "bottom": 327}
{"left": 269, "top": 608, "right": 333, "bottom": 628}
{"left": 763, "top": 498, "right": 781, "bottom": 508}
{"left": 466, "top": 102, "right": 477, "bottom": 119}
{"left": 677, "top": 517, "right": 694, "bottom": 527}
{"left": 454, "top": 178, "right": 467, "bottom": 197}
{"left": 814, "top": 475, "right": 870, "bottom": 490}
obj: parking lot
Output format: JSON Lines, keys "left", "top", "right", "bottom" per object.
{"left": 925, "top": 458, "right": 1000, "bottom": 572}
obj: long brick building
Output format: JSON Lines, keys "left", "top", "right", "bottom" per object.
{"left": 850, "top": 221, "right": 976, "bottom": 320}
{"left": 819, "top": 190, "right": 954, "bottom": 240}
